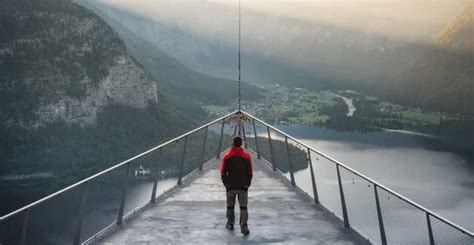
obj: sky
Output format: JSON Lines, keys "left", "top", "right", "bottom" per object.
{"left": 97, "top": 0, "right": 470, "bottom": 44}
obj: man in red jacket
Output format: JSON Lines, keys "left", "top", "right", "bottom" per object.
{"left": 221, "top": 136, "right": 253, "bottom": 235}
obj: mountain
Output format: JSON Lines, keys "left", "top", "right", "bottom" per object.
{"left": 79, "top": 2, "right": 331, "bottom": 88}
{"left": 435, "top": 2, "right": 473, "bottom": 54}
{"left": 392, "top": 3, "right": 474, "bottom": 114}
{"left": 86, "top": 1, "right": 472, "bottom": 114}
{"left": 0, "top": 0, "right": 159, "bottom": 127}
{"left": 89, "top": 2, "right": 446, "bottom": 90}
{"left": 0, "top": 0, "right": 202, "bottom": 187}
{"left": 81, "top": 1, "right": 261, "bottom": 106}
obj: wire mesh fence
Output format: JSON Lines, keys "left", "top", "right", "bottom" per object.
{"left": 1, "top": 112, "right": 472, "bottom": 245}
{"left": 79, "top": 164, "right": 126, "bottom": 241}
{"left": 339, "top": 166, "right": 380, "bottom": 243}
{"left": 203, "top": 122, "right": 221, "bottom": 164}
{"left": 252, "top": 123, "right": 276, "bottom": 170}
{"left": 253, "top": 120, "right": 271, "bottom": 160}
{"left": 310, "top": 150, "right": 343, "bottom": 219}
{"left": 377, "top": 186, "right": 431, "bottom": 244}
{"left": 0, "top": 114, "right": 232, "bottom": 244}
{"left": 182, "top": 128, "right": 206, "bottom": 175}
{"left": 244, "top": 113, "right": 472, "bottom": 245}
{"left": 122, "top": 150, "right": 159, "bottom": 218}
{"left": 25, "top": 185, "right": 82, "bottom": 244}
{"left": 0, "top": 210, "right": 24, "bottom": 245}
{"left": 430, "top": 214, "right": 473, "bottom": 244}
{"left": 0, "top": 187, "right": 83, "bottom": 245}
{"left": 266, "top": 130, "right": 293, "bottom": 181}
{"left": 287, "top": 139, "right": 312, "bottom": 196}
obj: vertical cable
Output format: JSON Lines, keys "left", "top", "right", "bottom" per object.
{"left": 238, "top": 0, "right": 241, "bottom": 111}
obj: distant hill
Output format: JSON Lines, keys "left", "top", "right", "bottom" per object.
{"left": 435, "top": 2, "right": 473, "bottom": 54}
{"left": 392, "top": 3, "right": 473, "bottom": 114}
{"left": 82, "top": 1, "right": 261, "bottom": 106}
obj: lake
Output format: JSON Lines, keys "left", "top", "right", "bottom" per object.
{"left": 275, "top": 124, "right": 474, "bottom": 233}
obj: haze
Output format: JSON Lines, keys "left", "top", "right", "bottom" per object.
{"left": 98, "top": 0, "right": 469, "bottom": 44}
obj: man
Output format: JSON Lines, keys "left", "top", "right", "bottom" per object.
{"left": 220, "top": 136, "right": 253, "bottom": 235}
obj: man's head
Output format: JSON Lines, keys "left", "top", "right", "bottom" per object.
{"left": 232, "top": 136, "right": 243, "bottom": 147}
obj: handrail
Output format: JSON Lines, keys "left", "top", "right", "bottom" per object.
{"left": 2, "top": 109, "right": 472, "bottom": 239}
{"left": 0, "top": 110, "right": 238, "bottom": 221}
{"left": 240, "top": 110, "right": 474, "bottom": 236}
{"left": 82, "top": 147, "right": 231, "bottom": 244}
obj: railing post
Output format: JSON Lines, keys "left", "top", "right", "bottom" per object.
{"left": 307, "top": 148, "right": 319, "bottom": 204}
{"left": 233, "top": 124, "right": 237, "bottom": 136}
{"left": 242, "top": 122, "right": 248, "bottom": 149}
{"left": 426, "top": 213, "right": 435, "bottom": 245}
{"left": 216, "top": 119, "right": 225, "bottom": 159}
{"left": 284, "top": 136, "right": 296, "bottom": 186}
{"left": 74, "top": 182, "right": 89, "bottom": 245}
{"left": 19, "top": 208, "right": 30, "bottom": 245}
{"left": 150, "top": 148, "right": 162, "bottom": 203}
{"left": 267, "top": 126, "right": 276, "bottom": 171}
{"left": 117, "top": 162, "right": 131, "bottom": 225}
{"left": 374, "top": 184, "right": 387, "bottom": 245}
{"left": 252, "top": 119, "right": 260, "bottom": 159}
{"left": 336, "top": 164, "right": 350, "bottom": 227}
{"left": 199, "top": 126, "right": 208, "bottom": 171}
{"left": 177, "top": 136, "right": 188, "bottom": 185}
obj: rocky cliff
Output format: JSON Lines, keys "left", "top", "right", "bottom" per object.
{"left": 35, "top": 54, "right": 158, "bottom": 126}
{"left": 0, "top": 0, "right": 158, "bottom": 128}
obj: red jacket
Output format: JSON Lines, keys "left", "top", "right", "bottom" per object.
{"left": 220, "top": 147, "right": 253, "bottom": 191}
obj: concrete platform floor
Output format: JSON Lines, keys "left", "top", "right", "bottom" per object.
{"left": 98, "top": 151, "right": 369, "bottom": 244}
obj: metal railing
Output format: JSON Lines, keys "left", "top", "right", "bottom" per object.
{"left": 0, "top": 111, "right": 237, "bottom": 245}
{"left": 240, "top": 110, "right": 474, "bottom": 245}
{"left": 0, "top": 110, "right": 472, "bottom": 245}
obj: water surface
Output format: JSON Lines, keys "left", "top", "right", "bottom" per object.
{"left": 276, "top": 124, "right": 474, "bottom": 231}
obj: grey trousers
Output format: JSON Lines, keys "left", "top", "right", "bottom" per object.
{"left": 226, "top": 190, "right": 248, "bottom": 228}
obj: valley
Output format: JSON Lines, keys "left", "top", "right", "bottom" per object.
{"left": 1, "top": 0, "right": 472, "bottom": 234}
{"left": 207, "top": 85, "right": 469, "bottom": 132}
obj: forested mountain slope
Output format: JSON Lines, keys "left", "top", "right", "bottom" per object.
{"left": 82, "top": 1, "right": 261, "bottom": 106}
{"left": 0, "top": 0, "right": 202, "bottom": 188}
{"left": 390, "top": 3, "right": 473, "bottom": 114}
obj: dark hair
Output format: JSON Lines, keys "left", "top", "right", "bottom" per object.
{"left": 233, "top": 136, "right": 242, "bottom": 147}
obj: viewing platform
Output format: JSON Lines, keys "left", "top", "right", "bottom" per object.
{"left": 0, "top": 111, "right": 472, "bottom": 244}
{"left": 98, "top": 151, "right": 367, "bottom": 244}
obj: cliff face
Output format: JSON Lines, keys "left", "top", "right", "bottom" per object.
{"left": 35, "top": 55, "right": 158, "bottom": 126}
{"left": 0, "top": 0, "right": 158, "bottom": 128}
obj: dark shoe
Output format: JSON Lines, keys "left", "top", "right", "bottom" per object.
{"left": 226, "top": 223, "right": 234, "bottom": 230}
{"left": 241, "top": 226, "right": 250, "bottom": 235}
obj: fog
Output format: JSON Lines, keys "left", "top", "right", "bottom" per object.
{"left": 91, "top": 0, "right": 471, "bottom": 85}
{"left": 98, "top": 0, "right": 468, "bottom": 44}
